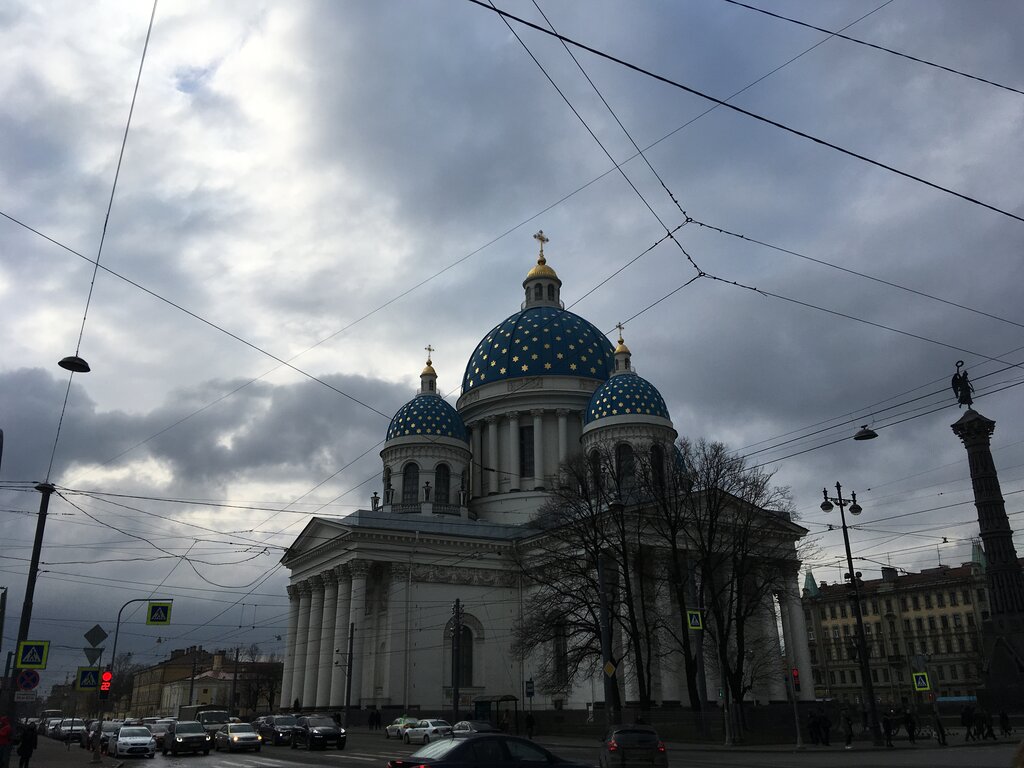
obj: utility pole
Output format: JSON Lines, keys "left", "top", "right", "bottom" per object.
{"left": 343, "top": 623, "right": 354, "bottom": 725}
{"left": 451, "top": 599, "right": 463, "bottom": 721}
{"left": 229, "top": 647, "right": 240, "bottom": 716}
{"left": 187, "top": 650, "right": 198, "bottom": 707}
{"left": 596, "top": 555, "right": 619, "bottom": 727}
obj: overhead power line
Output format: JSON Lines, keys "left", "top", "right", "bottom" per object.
{"left": 467, "top": 0, "right": 1024, "bottom": 224}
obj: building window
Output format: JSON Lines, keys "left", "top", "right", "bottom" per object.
{"left": 903, "top": 618, "right": 911, "bottom": 633}
{"left": 871, "top": 599, "right": 879, "bottom": 615}
{"left": 977, "top": 588, "right": 986, "bottom": 603}
{"left": 885, "top": 598, "right": 893, "bottom": 613}
{"left": 820, "top": 608, "right": 827, "bottom": 621}
{"left": 402, "top": 463, "right": 420, "bottom": 504}
{"left": 534, "top": 284, "right": 543, "bottom": 300}
{"left": 435, "top": 463, "right": 451, "bottom": 505}
{"left": 547, "top": 284, "right": 555, "bottom": 301}
{"left": 928, "top": 616, "right": 937, "bottom": 630}
{"left": 839, "top": 670, "right": 847, "bottom": 684}
{"left": 963, "top": 590, "right": 972, "bottom": 605}
{"left": 842, "top": 625, "right": 850, "bottom": 637}
{"left": 951, "top": 664, "right": 959, "bottom": 680}
{"left": 912, "top": 595, "right": 920, "bottom": 610}
{"left": 883, "top": 668, "right": 890, "bottom": 682}
{"left": 953, "top": 614, "right": 963, "bottom": 628}
{"left": 520, "top": 426, "right": 535, "bottom": 478}
{"left": 830, "top": 605, "right": 838, "bottom": 620}
{"left": 924, "top": 593, "right": 933, "bottom": 609}
{"left": 915, "top": 618, "right": 924, "bottom": 632}
{"left": 810, "top": 648, "right": 817, "bottom": 663}
{"left": 967, "top": 614, "right": 975, "bottom": 628}
{"left": 949, "top": 591, "right": 959, "bottom": 606}
{"left": 383, "top": 467, "right": 392, "bottom": 490}
{"left": 900, "top": 597, "right": 909, "bottom": 611}
{"left": 615, "top": 443, "right": 636, "bottom": 499}
{"left": 958, "top": 637, "right": 966, "bottom": 652}
{"left": 872, "top": 669, "right": 879, "bottom": 683}
{"left": 453, "top": 625, "right": 473, "bottom": 687}
{"left": 937, "top": 592, "right": 945, "bottom": 608}
{"left": 840, "top": 604, "right": 848, "bottom": 618}
{"left": 829, "top": 671, "right": 836, "bottom": 685}
{"left": 937, "top": 665, "right": 945, "bottom": 681}
{"left": 832, "top": 627, "right": 840, "bottom": 639}
{"left": 940, "top": 615, "right": 949, "bottom": 629}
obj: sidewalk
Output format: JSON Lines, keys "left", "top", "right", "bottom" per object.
{"left": 23, "top": 736, "right": 128, "bottom": 768}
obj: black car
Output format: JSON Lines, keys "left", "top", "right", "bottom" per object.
{"left": 386, "top": 734, "right": 595, "bottom": 768}
{"left": 290, "top": 715, "right": 346, "bottom": 750}
{"left": 256, "top": 714, "right": 297, "bottom": 745}
{"left": 598, "top": 725, "right": 667, "bottom": 768}
{"left": 163, "top": 720, "right": 212, "bottom": 755}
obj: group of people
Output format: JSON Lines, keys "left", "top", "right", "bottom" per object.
{"left": 961, "top": 705, "right": 1008, "bottom": 741}
{"left": 0, "top": 717, "right": 39, "bottom": 768}
{"left": 365, "top": 708, "right": 383, "bottom": 730}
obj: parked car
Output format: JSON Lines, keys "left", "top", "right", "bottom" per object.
{"left": 385, "top": 716, "right": 419, "bottom": 739}
{"left": 451, "top": 721, "right": 500, "bottom": 736}
{"left": 162, "top": 720, "right": 212, "bottom": 755}
{"left": 290, "top": 715, "right": 346, "bottom": 750}
{"left": 54, "top": 719, "right": 87, "bottom": 742}
{"left": 108, "top": 726, "right": 156, "bottom": 759}
{"left": 256, "top": 714, "right": 296, "bottom": 745}
{"left": 147, "top": 720, "right": 174, "bottom": 751}
{"left": 598, "top": 725, "right": 667, "bottom": 768}
{"left": 404, "top": 720, "right": 453, "bottom": 745}
{"left": 213, "top": 723, "right": 262, "bottom": 753}
{"left": 386, "top": 734, "right": 596, "bottom": 768}
{"left": 82, "top": 720, "right": 123, "bottom": 751}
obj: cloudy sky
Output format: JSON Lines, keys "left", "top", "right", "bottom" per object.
{"left": 2, "top": 0, "right": 1023, "bottom": 691}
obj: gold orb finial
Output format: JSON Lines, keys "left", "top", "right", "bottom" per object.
{"left": 526, "top": 230, "right": 558, "bottom": 279}
{"left": 422, "top": 344, "right": 436, "bottom": 376}
{"left": 614, "top": 322, "right": 630, "bottom": 354}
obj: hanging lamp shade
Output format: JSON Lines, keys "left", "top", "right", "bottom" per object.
{"left": 58, "top": 355, "right": 91, "bottom": 373}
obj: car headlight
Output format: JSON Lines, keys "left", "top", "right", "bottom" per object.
{"left": 205, "top": 735, "right": 212, "bottom": 741}
{"left": 176, "top": 736, "right": 183, "bottom": 742}
{"left": 232, "top": 736, "right": 238, "bottom": 742}
{"left": 257, "top": 735, "right": 262, "bottom": 741}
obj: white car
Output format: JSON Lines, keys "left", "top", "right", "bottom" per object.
{"left": 403, "top": 719, "right": 452, "bottom": 745}
{"left": 108, "top": 726, "right": 156, "bottom": 759}
{"left": 384, "top": 717, "right": 418, "bottom": 739}
{"left": 54, "top": 719, "right": 87, "bottom": 742}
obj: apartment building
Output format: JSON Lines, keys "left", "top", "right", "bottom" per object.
{"left": 802, "top": 556, "right": 989, "bottom": 707}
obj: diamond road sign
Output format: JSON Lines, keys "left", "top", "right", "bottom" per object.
{"left": 84, "top": 624, "right": 108, "bottom": 648}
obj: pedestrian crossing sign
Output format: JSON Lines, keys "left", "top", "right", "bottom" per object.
{"left": 912, "top": 672, "right": 931, "bottom": 691}
{"left": 146, "top": 601, "right": 172, "bottom": 625}
{"left": 76, "top": 667, "right": 100, "bottom": 691}
{"left": 16, "top": 641, "right": 49, "bottom": 669}
{"left": 686, "top": 610, "right": 703, "bottom": 630}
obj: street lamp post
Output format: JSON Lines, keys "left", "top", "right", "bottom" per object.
{"left": 820, "top": 482, "right": 884, "bottom": 747}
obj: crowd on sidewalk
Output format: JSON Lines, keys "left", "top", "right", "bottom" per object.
{"left": 805, "top": 703, "right": 1013, "bottom": 748}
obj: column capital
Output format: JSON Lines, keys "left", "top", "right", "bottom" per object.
{"left": 556, "top": 408, "right": 571, "bottom": 417}
{"left": 530, "top": 408, "right": 544, "bottom": 417}
{"left": 335, "top": 563, "right": 351, "bottom": 581}
{"left": 391, "top": 563, "right": 411, "bottom": 579}
{"left": 321, "top": 569, "right": 338, "bottom": 587}
{"left": 507, "top": 411, "right": 522, "bottom": 422}
{"left": 287, "top": 584, "right": 300, "bottom": 600}
{"left": 349, "top": 560, "right": 371, "bottom": 578}
{"left": 485, "top": 415, "right": 499, "bottom": 424}
{"left": 308, "top": 574, "right": 324, "bottom": 591}
{"left": 297, "top": 580, "right": 312, "bottom": 597}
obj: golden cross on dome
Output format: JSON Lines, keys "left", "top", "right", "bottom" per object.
{"left": 615, "top": 322, "right": 626, "bottom": 344}
{"left": 533, "top": 230, "right": 549, "bottom": 260}
{"left": 425, "top": 344, "right": 434, "bottom": 364}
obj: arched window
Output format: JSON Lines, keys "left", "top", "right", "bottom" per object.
{"left": 436, "top": 463, "right": 451, "bottom": 505}
{"left": 589, "top": 450, "right": 603, "bottom": 494}
{"left": 402, "top": 463, "right": 419, "bottom": 504}
{"left": 383, "top": 467, "right": 392, "bottom": 490}
{"left": 534, "top": 283, "right": 543, "bottom": 300}
{"left": 650, "top": 443, "right": 665, "bottom": 493}
{"left": 547, "top": 284, "right": 555, "bottom": 301}
{"left": 453, "top": 625, "right": 473, "bottom": 687}
{"left": 616, "top": 443, "right": 635, "bottom": 499}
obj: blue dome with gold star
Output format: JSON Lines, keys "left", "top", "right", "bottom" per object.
{"left": 386, "top": 394, "right": 469, "bottom": 443}
{"left": 584, "top": 371, "right": 671, "bottom": 424}
{"left": 462, "top": 306, "right": 614, "bottom": 393}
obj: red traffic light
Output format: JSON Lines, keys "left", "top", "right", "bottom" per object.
{"left": 791, "top": 667, "right": 801, "bottom": 692}
{"left": 100, "top": 670, "right": 113, "bottom": 691}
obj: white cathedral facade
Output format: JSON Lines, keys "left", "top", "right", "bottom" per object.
{"left": 279, "top": 236, "right": 814, "bottom": 717}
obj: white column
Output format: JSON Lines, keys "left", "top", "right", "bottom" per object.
{"left": 279, "top": 585, "right": 300, "bottom": 709}
{"left": 330, "top": 565, "right": 352, "bottom": 708}
{"left": 302, "top": 575, "right": 325, "bottom": 707}
{"left": 387, "top": 564, "right": 410, "bottom": 708}
{"left": 486, "top": 416, "right": 499, "bottom": 494}
{"left": 290, "top": 581, "right": 312, "bottom": 709}
{"left": 556, "top": 409, "right": 569, "bottom": 465}
{"left": 348, "top": 561, "right": 370, "bottom": 708}
{"left": 316, "top": 570, "right": 339, "bottom": 708}
{"left": 532, "top": 409, "right": 545, "bottom": 489}
{"left": 784, "top": 577, "right": 815, "bottom": 701}
{"left": 508, "top": 412, "right": 521, "bottom": 491}
{"left": 471, "top": 424, "right": 482, "bottom": 498}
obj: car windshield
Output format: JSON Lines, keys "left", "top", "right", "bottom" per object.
{"left": 307, "top": 717, "right": 335, "bottom": 727}
{"left": 102, "top": 722, "right": 122, "bottom": 732}
{"left": 63, "top": 720, "right": 85, "bottom": 727}
{"left": 427, "top": 721, "right": 450, "bottom": 728}
{"left": 273, "top": 716, "right": 296, "bottom": 726}
{"left": 229, "top": 724, "right": 255, "bottom": 734}
{"left": 120, "top": 728, "right": 151, "bottom": 738}
{"left": 175, "top": 723, "right": 203, "bottom": 734}
{"left": 200, "top": 713, "right": 228, "bottom": 724}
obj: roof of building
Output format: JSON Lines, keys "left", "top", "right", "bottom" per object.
{"left": 584, "top": 371, "right": 671, "bottom": 424}
{"left": 462, "top": 305, "right": 614, "bottom": 393}
{"left": 386, "top": 393, "right": 469, "bottom": 443}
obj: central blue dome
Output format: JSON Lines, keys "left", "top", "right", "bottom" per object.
{"left": 463, "top": 306, "right": 615, "bottom": 393}
{"left": 585, "top": 372, "right": 671, "bottom": 424}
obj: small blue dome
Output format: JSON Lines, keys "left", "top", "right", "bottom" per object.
{"left": 463, "top": 306, "right": 614, "bottom": 392}
{"left": 585, "top": 372, "right": 671, "bottom": 425}
{"left": 386, "top": 394, "right": 469, "bottom": 443}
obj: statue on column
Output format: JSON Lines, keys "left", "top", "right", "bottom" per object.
{"left": 951, "top": 360, "right": 974, "bottom": 408}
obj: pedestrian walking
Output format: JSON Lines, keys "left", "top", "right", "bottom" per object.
{"left": 817, "top": 707, "right": 832, "bottom": 746}
{"left": 932, "top": 708, "right": 947, "bottom": 746}
{"left": 1001, "top": 710, "right": 1012, "bottom": 738}
{"left": 841, "top": 710, "right": 854, "bottom": 750}
{"left": 903, "top": 708, "right": 916, "bottom": 744}
{"left": 808, "top": 710, "right": 820, "bottom": 745}
{"left": 882, "top": 710, "right": 895, "bottom": 748}
{"left": 981, "top": 709, "right": 997, "bottom": 740}
{"left": 0, "top": 716, "right": 12, "bottom": 768}
{"left": 963, "top": 704, "right": 977, "bottom": 741}
{"left": 16, "top": 724, "right": 37, "bottom": 768}
{"left": 525, "top": 712, "right": 535, "bottom": 739}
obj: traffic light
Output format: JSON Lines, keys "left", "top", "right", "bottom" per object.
{"left": 98, "top": 669, "right": 113, "bottom": 700}
{"left": 791, "top": 667, "right": 801, "bottom": 692}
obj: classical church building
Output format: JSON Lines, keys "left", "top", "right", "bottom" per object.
{"left": 279, "top": 234, "right": 812, "bottom": 716}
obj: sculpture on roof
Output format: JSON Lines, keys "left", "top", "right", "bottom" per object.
{"left": 951, "top": 360, "right": 974, "bottom": 408}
